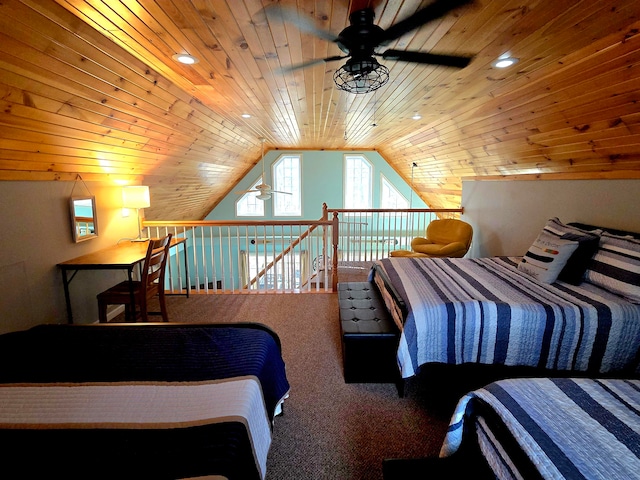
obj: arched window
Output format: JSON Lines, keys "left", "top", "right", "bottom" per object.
{"left": 344, "top": 154, "right": 372, "bottom": 209}
{"left": 235, "top": 177, "right": 265, "bottom": 217}
{"left": 381, "top": 174, "right": 409, "bottom": 209}
{"left": 273, "top": 154, "right": 301, "bottom": 216}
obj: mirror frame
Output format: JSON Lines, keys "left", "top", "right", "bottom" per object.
{"left": 70, "top": 196, "right": 98, "bottom": 243}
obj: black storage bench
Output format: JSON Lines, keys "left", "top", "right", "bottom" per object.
{"left": 338, "top": 282, "right": 402, "bottom": 394}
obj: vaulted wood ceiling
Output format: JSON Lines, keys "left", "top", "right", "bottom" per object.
{"left": 1, "top": 0, "right": 639, "bottom": 220}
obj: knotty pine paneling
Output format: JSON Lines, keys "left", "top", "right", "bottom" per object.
{"left": 0, "top": 0, "right": 638, "bottom": 220}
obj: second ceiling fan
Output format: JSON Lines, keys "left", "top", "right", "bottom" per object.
{"left": 264, "top": 0, "right": 475, "bottom": 94}
{"left": 235, "top": 139, "right": 292, "bottom": 201}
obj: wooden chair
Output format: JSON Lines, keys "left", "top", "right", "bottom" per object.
{"left": 97, "top": 234, "right": 172, "bottom": 323}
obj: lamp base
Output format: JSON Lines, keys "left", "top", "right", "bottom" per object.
{"left": 131, "top": 237, "right": 149, "bottom": 242}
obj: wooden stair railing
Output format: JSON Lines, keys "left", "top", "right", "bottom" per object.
{"left": 144, "top": 213, "right": 339, "bottom": 293}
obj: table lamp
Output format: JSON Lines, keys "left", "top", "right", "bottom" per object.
{"left": 122, "top": 186, "right": 150, "bottom": 241}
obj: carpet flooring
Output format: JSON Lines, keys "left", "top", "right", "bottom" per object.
{"left": 160, "top": 291, "right": 463, "bottom": 480}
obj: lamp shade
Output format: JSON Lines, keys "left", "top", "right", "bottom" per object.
{"left": 122, "top": 186, "right": 150, "bottom": 209}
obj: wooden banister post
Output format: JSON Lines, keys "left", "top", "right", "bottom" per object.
{"left": 332, "top": 212, "right": 339, "bottom": 291}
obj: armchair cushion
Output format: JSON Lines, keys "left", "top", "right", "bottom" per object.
{"left": 389, "top": 249, "right": 428, "bottom": 257}
{"left": 411, "top": 239, "right": 468, "bottom": 257}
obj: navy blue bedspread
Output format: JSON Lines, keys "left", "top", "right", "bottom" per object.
{"left": 0, "top": 323, "right": 290, "bottom": 479}
{"left": 0, "top": 323, "right": 290, "bottom": 419}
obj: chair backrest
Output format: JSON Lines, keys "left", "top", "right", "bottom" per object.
{"left": 141, "top": 234, "right": 172, "bottom": 298}
{"left": 426, "top": 219, "right": 473, "bottom": 248}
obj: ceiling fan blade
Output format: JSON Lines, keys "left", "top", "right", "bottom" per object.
{"left": 262, "top": 5, "right": 340, "bottom": 43}
{"left": 381, "top": 0, "right": 474, "bottom": 44}
{"left": 382, "top": 49, "right": 473, "bottom": 68}
{"left": 277, "top": 55, "right": 348, "bottom": 74}
{"left": 270, "top": 190, "right": 293, "bottom": 195}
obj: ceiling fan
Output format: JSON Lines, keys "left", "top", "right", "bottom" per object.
{"left": 235, "top": 139, "right": 292, "bottom": 201}
{"left": 264, "top": 0, "right": 475, "bottom": 94}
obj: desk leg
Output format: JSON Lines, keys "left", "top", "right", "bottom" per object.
{"left": 61, "top": 269, "right": 73, "bottom": 324}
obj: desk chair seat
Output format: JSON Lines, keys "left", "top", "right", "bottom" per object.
{"left": 97, "top": 234, "right": 172, "bottom": 323}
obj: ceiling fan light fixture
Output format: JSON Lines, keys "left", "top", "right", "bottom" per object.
{"left": 333, "top": 58, "right": 389, "bottom": 94}
{"left": 256, "top": 193, "right": 272, "bottom": 201}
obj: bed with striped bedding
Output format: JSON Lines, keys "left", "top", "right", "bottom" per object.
{"left": 440, "top": 377, "right": 640, "bottom": 479}
{"left": 369, "top": 256, "right": 640, "bottom": 379}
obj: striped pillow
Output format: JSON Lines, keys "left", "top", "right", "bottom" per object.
{"left": 542, "top": 218, "right": 601, "bottom": 285}
{"left": 518, "top": 230, "right": 579, "bottom": 284}
{"left": 584, "top": 233, "right": 640, "bottom": 303}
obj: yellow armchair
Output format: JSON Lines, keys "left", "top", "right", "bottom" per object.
{"left": 391, "top": 219, "right": 473, "bottom": 258}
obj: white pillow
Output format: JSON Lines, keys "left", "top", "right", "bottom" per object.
{"left": 518, "top": 230, "right": 579, "bottom": 284}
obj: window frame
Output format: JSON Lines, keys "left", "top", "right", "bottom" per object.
{"left": 235, "top": 176, "right": 265, "bottom": 217}
{"left": 343, "top": 154, "right": 373, "bottom": 212}
{"left": 273, "top": 153, "right": 302, "bottom": 217}
{"left": 380, "top": 173, "right": 409, "bottom": 209}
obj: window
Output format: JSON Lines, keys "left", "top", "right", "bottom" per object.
{"left": 381, "top": 174, "right": 409, "bottom": 209}
{"left": 235, "top": 177, "right": 265, "bottom": 217}
{"left": 273, "top": 154, "right": 301, "bottom": 216}
{"left": 344, "top": 154, "right": 372, "bottom": 209}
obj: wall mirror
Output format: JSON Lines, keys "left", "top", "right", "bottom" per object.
{"left": 70, "top": 196, "right": 98, "bottom": 242}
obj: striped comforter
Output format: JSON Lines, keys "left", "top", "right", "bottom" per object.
{"left": 370, "top": 257, "right": 640, "bottom": 378}
{"left": 441, "top": 378, "right": 640, "bottom": 479}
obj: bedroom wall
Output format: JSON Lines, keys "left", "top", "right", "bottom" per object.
{"left": 462, "top": 179, "right": 640, "bottom": 258}
{"left": 2, "top": 176, "right": 637, "bottom": 335}
{"left": 0, "top": 181, "right": 142, "bottom": 334}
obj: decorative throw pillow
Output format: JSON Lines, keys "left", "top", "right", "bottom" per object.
{"left": 584, "top": 233, "right": 640, "bottom": 303}
{"left": 518, "top": 229, "right": 579, "bottom": 284}
{"left": 542, "top": 218, "right": 601, "bottom": 285}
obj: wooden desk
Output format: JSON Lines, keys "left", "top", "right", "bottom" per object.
{"left": 58, "top": 237, "right": 188, "bottom": 324}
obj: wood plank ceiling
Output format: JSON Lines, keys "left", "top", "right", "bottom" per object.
{"left": 0, "top": 0, "right": 639, "bottom": 220}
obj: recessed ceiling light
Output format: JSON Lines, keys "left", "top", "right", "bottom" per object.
{"left": 241, "top": 113, "right": 251, "bottom": 119}
{"left": 493, "top": 57, "right": 519, "bottom": 68}
{"left": 412, "top": 114, "right": 422, "bottom": 120}
{"left": 172, "top": 53, "right": 199, "bottom": 65}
